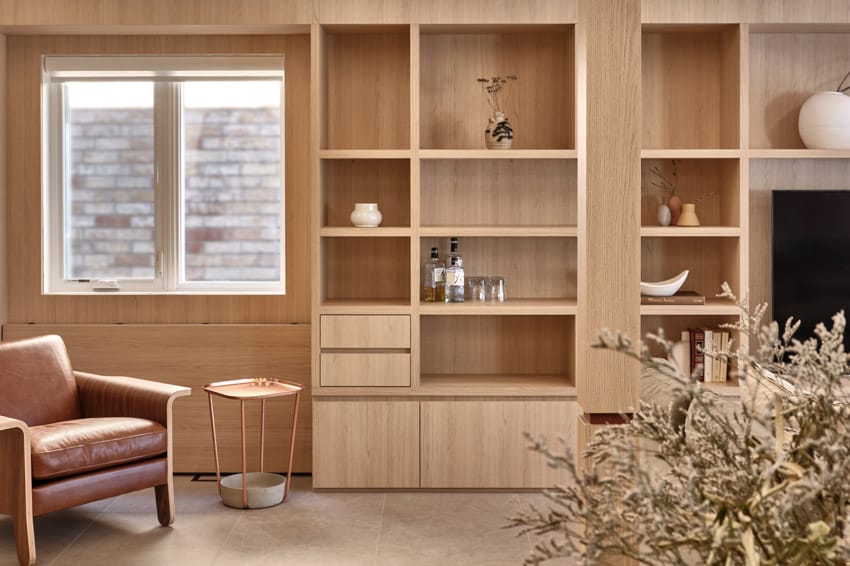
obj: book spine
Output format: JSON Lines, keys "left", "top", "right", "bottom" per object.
{"left": 704, "top": 330, "right": 713, "bottom": 382}
{"left": 640, "top": 295, "right": 705, "bottom": 305}
{"left": 689, "top": 328, "right": 705, "bottom": 381}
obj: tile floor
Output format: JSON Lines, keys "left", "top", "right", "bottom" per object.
{"left": 0, "top": 475, "right": 562, "bottom": 566}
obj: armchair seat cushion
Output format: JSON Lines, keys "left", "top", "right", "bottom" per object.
{"left": 30, "top": 417, "right": 167, "bottom": 481}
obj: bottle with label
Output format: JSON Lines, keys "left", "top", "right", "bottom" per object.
{"left": 422, "top": 247, "right": 445, "bottom": 302}
{"left": 445, "top": 237, "right": 464, "bottom": 303}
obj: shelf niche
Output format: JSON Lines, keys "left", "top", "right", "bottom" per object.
{"left": 321, "top": 26, "right": 410, "bottom": 150}
{"left": 420, "top": 159, "right": 576, "bottom": 227}
{"left": 642, "top": 25, "right": 740, "bottom": 150}
{"left": 321, "top": 159, "right": 410, "bottom": 227}
{"left": 322, "top": 237, "right": 410, "bottom": 302}
{"left": 641, "top": 236, "right": 740, "bottom": 300}
{"left": 420, "top": 315, "right": 575, "bottom": 388}
{"left": 641, "top": 158, "right": 740, "bottom": 227}
{"left": 419, "top": 237, "right": 577, "bottom": 301}
{"left": 419, "top": 25, "right": 575, "bottom": 150}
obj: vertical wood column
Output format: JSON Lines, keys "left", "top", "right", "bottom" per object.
{"left": 0, "top": 34, "right": 6, "bottom": 331}
{"left": 576, "top": 0, "right": 641, "bottom": 416}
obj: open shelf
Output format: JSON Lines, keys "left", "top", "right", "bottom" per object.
{"left": 321, "top": 25, "right": 410, "bottom": 150}
{"left": 420, "top": 315, "right": 575, "bottom": 387}
{"left": 320, "top": 159, "right": 410, "bottom": 228}
{"left": 420, "top": 159, "right": 576, "bottom": 228}
{"left": 319, "top": 150, "right": 412, "bottom": 159}
{"left": 419, "top": 299, "right": 577, "bottom": 315}
{"left": 642, "top": 237, "right": 740, "bottom": 300}
{"left": 420, "top": 226, "right": 578, "bottom": 237}
{"left": 642, "top": 25, "right": 740, "bottom": 149}
{"left": 419, "top": 24, "right": 575, "bottom": 150}
{"left": 640, "top": 227, "right": 741, "bottom": 237}
{"left": 641, "top": 158, "right": 741, "bottom": 228}
{"left": 419, "top": 237, "right": 577, "bottom": 301}
{"left": 749, "top": 30, "right": 850, "bottom": 150}
{"left": 322, "top": 237, "right": 410, "bottom": 302}
{"left": 641, "top": 149, "right": 741, "bottom": 159}
{"left": 418, "top": 374, "right": 576, "bottom": 396}
{"left": 419, "top": 149, "right": 576, "bottom": 159}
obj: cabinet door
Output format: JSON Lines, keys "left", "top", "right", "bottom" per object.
{"left": 313, "top": 400, "right": 419, "bottom": 488}
{"left": 420, "top": 400, "right": 576, "bottom": 488}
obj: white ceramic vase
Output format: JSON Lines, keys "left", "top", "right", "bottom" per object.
{"left": 657, "top": 203, "right": 672, "bottom": 226}
{"left": 484, "top": 111, "right": 513, "bottom": 149}
{"left": 798, "top": 91, "right": 850, "bottom": 149}
{"left": 350, "top": 202, "right": 382, "bottom": 227}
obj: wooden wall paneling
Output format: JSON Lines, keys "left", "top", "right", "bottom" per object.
{"left": 3, "top": 323, "right": 311, "bottom": 473}
{"left": 420, "top": 160, "right": 577, "bottom": 227}
{"left": 321, "top": 159, "right": 410, "bottom": 226}
{"left": 6, "top": 34, "right": 311, "bottom": 324}
{"left": 416, "top": 1, "right": 575, "bottom": 25}
{"left": 749, "top": 32, "right": 850, "bottom": 150}
{"left": 409, "top": 24, "right": 422, "bottom": 387}
{"left": 312, "top": 399, "right": 419, "bottom": 488}
{"left": 420, "top": 400, "right": 576, "bottom": 488}
{"left": 420, "top": 315, "right": 574, "bottom": 383}
{"left": 323, "top": 26, "right": 410, "bottom": 150}
{"left": 419, "top": 27, "right": 574, "bottom": 150}
{"left": 642, "top": 1, "right": 850, "bottom": 25}
{"left": 417, "top": 237, "right": 577, "bottom": 299}
{"left": 641, "top": 236, "right": 740, "bottom": 298}
{"left": 0, "top": 34, "right": 6, "bottom": 328}
{"left": 576, "top": 0, "right": 641, "bottom": 414}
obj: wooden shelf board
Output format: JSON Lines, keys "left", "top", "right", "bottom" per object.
{"left": 420, "top": 23, "right": 574, "bottom": 34}
{"left": 419, "top": 226, "right": 578, "bottom": 237}
{"left": 319, "top": 299, "right": 411, "bottom": 315}
{"left": 419, "top": 299, "right": 577, "bottom": 315}
{"left": 419, "top": 149, "right": 577, "bottom": 160}
{"left": 320, "top": 227, "right": 411, "bottom": 237}
{"left": 640, "top": 226, "right": 742, "bottom": 237}
{"left": 640, "top": 298, "right": 739, "bottom": 316}
{"left": 748, "top": 149, "right": 850, "bottom": 159}
{"left": 319, "top": 149, "right": 412, "bottom": 159}
{"left": 703, "top": 379, "right": 740, "bottom": 398}
{"left": 641, "top": 149, "right": 741, "bottom": 159}
{"left": 418, "top": 374, "right": 576, "bottom": 396}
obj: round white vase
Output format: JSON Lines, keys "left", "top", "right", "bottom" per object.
{"left": 350, "top": 202, "right": 382, "bottom": 227}
{"left": 657, "top": 203, "right": 671, "bottom": 226}
{"left": 798, "top": 91, "right": 850, "bottom": 149}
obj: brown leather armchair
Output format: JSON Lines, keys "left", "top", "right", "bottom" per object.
{"left": 0, "top": 335, "right": 191, "bottom": 566}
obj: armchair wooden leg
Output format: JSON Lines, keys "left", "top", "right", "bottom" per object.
{"left": 154, "top": 482, "right": 175, "bottom": 527}
{"left": 0, "top": 423, "right": 36, "bottom": 566}
{"left": 13, "top": 512, "right": 35, "bottom": 566}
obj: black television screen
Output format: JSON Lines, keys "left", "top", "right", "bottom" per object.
{"left": 772, "top": 190, "right": 850, "bottom": 346}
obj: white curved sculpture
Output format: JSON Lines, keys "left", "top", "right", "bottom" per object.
{"left": 798, "top": 91, "right": 850, "bottom": 149}
{"left": 640, "top": 270, "right": 689, "bottom": 297}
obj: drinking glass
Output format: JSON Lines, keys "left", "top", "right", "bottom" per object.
{"left": 486, "top": 276, "right": 506, "bottom": 302}
{"left": 467, "top": 276, "right": 486, "bottom": 302}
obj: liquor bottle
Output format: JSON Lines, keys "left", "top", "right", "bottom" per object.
{"left": 422, "top": 247, "right": 445, "bottom": 302}
{"left": 445, "top": 237, "right": 464, "bottom": 303}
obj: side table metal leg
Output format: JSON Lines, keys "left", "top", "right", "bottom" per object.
{"left": 260, "top": 398, "right": 266, "bottom": 473}
{"left": 207, "top": 393, "right": 222, "bottom": 497}
{"left": 241, "top": 399, "right": 247, "bottom": 509}
{"left": 285, "top": 392, "right": 300, "bottom": 502}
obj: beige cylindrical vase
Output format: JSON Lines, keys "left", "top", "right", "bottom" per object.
{"left": 676, "top": 203, "right": 700, "bottom": 226}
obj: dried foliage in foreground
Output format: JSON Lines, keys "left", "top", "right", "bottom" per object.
{"left": 509, "top": 284, "right": 850, "bottom": 565}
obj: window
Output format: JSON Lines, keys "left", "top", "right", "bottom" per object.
{"left": 42, "top": 56, "right": 285, "bottom": 294}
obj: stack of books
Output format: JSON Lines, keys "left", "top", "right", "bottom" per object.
{"left": 679, "top": 328, "right": 731, "bottom": 383}
{"left": 640, "top": 290, "right": 705, "bottom": 305}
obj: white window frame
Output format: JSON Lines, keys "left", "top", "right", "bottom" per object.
{"left": 41, "top": 55, "right": 286, "bottom": 295}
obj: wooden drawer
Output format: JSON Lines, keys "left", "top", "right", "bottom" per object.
{"left": 320, "top": 315, "right": 410, "bottom": 349}
{"left": 320, "top": 352, "right": 411, "bottom": 386}
{"left": 313, "top": 400, "right": 420, "bottom": 488}
{"left": 420, "top": 400, "right": 577, "bottom": 488}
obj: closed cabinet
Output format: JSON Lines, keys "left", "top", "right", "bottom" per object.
{"left": 420, "top": 400, "right": 577, "bottom": 488}
{"left": 319, "top": 315, "right": 411, "bottom": 387}
{"left": 313, "top": 399, "right": 419, "bottom": 488}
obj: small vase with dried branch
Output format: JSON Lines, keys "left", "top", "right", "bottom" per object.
{"left": 477, "top": 75, "right": 517, "bottom": 149}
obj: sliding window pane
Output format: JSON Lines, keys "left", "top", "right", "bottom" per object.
{"left": 65, "top": 82, "right": 155, "bottom": 280}
{"left": 182, "top": 80, "right": 283, "bottom": 283}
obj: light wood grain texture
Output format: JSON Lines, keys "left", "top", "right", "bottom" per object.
{"left": 310, "top": 23, "right": 324, "bottom": 413}
{"left": 320, "top": 353, "right": 411, "bottom": 386}
{"left": 641, "top": 158, "right": 740, "bottom": 227}
{"left": 319, "top": 149, "right": 412, "bottom": 158}
{"left": 320, "top": 315, "right": 411, "bottom": 348}
{"left": 321, "top": 159, "right": 410, "bottom": 227}
{"left": 748, "top": 159, "right": 850, "bottom": 317}
{"left": 420, "top": 400, "right": 576, "bottom": 488}
{"left": 643, "top": 1, "right": 850, "bottom": 25}
{"left": 3, "top": 324, "right": 311, "bottom": 474}
{"left": 750, "top": 149, "right": 850, "bottom": 158}
{"left": 642, "top": 237, "right": 741, "bottom": 299}
{"left": 418, "top": 374, "right": 576, "bottom": 396}
{"left": 640, "top": 226, "right": 742, "bottom": 237}
{"left": 6, "top": 34, "right": 310, "bottom": 325}
{"left": 319, "top": 299, "right": 412, "bottom": 314}
{"left": 749, "top": 32, "right": 850, "bottom": 150}
{"left": 418, "top": 298, "right": 577, "bottom": 315}
{"left": 641, "top": 149, "right": 741, "bottom": 158}
{"left": 0, "top": 417, "right": 34, "bottom": 566}
{"left": 312, "top": 399, "right": 419, "bottom": 488}
{"left": 419, "top": 27, "right": 574, "bottom": 150}
{"left": 320, "top": 227, "right": 411, "bottom": 237}
{"left": 420, "top": 149, "right": 577, "bottom": 159}
{"left": 639, "top": 298, "right": 739, "bottom": 316}
{"left": 0, "top": 35, "right": 5, "bottom": 329}
{"left": 420, "top": 226, "right": 578, "bottom": 237}
{"left": 420, "top": 315, "right": 575, "bottom": 382}
{"left": 323, "top": 28, "right": 409, "bottom": 149}
{"left": 417, "top": 237, "right": 577, "bottom": 299}
{"left": 420, "top": 159, "right": 577, "bottom": 227}
{"left": 323, "top": 237, "right": 410, "bottom": 301}
{"left": 642, "top": 25, "right": 739, "bottom": 149}
{"left": 576, "top": 0, "right": 641, "bottom": 413}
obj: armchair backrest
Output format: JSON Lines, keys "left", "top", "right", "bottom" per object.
{"left": 0, "top": 334, "right": 82, "bottom": 426}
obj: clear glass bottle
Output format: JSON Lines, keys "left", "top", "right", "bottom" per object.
{"left": 445, "top": 237, "right": 464, "bottom": 303}
{"left": 422, "top": 247, "right": 445, "bottom": 302}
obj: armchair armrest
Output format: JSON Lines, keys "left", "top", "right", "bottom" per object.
{"left": 74, "top": 371, "right": 191, "bottom": 427}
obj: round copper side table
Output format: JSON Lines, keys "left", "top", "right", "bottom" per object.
{"left": 204, "top": 378, "right": 303, "bottom": 508}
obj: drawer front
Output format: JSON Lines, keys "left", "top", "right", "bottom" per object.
{"left": 320, "top": 315, "right": 410, "bottom": 349}
{"left": 320, "top": 352, "right": 411, "bottom": 387}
